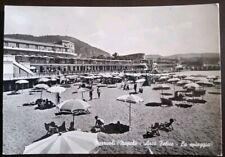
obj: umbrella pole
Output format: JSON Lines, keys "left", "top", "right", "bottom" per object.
{"left": 73, "top": 113, "right": 75, "bottom": 124}
{"left": 41, "top": 91, "right": 43, "bottom": 99}
{"left": 129, "top": 103, "right": 131, "bottom": 129}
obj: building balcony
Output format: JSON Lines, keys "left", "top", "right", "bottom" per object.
{"left": 4, "top": 46, "right": 77, "bottom": 57}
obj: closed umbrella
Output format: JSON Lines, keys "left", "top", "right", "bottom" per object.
{"left": 116, "top": 94, "right": 143, "bottom": 127}
{"left": 23, "top": 131, "right": 100, "bottom": 154}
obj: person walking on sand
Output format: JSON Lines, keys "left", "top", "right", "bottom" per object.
{"left": 134, "top": 82, "right": 137, "bottom": 93}
{"left": 97, "top": 87, "right": 101, "bottom": 98}
{"left": 89, "top": 89, "right": 93, "bottom": 100}
{"left": 56, "top": 93, "right": 61, "bottom": 104}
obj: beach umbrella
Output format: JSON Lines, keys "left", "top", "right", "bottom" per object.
{"left": 34, "top": 84, "right": 49, "bottom": 90}
{"left": 113, "top": 76, "right": 122, "bottom": 79}
{"left": 34, "top": 84, "right": 50, "bottom": 98}
{"left": 213, "top": 79, "right": 221, "bottom": 85}
{"left": 158, "top": 76, "right": 169, "bottom": 82}
{"left": 51, "top": 76, "right": 59, "bottom": 81}
{"left": 15, "top": 79, "right": 29, "bottom": 84}
{"left": 183, "top": 83, "right": 200, "bottom": 90}
{"left": 118, "top": 73, "right": 125, "bottom": 77}
{"left": 23, "top": 131, "right": 100, "bottom": 154}
{"left": 116, "top": 94, "right": 143, "bottom": 127}
{"left": 176, "top": 80, "right": 192, "bottom": 86}
{"left": 47, "top": 86, "right": 66, "bottom": 93}
{"left": 152, "top": 84, "right": 170, "bottom": 90}
{"left": 84, "top": 76, "right": 94, "bottom": 79}
{"left": 191, "top": 77, "right": 202, "bottom": 82}
{"left": 184, "top": 76, "right": 195, "bottom": 81}
{"left": 167, "top": 78, "right": 180, "bottom": 92}
{"left": 58, "top": 99, "right": 91, "bottom": 123}
{"left": 207, "top": 75, "right": 217, "bottom": 80}
{"left": 58, "top": 99, "right": 91, "bottom": 111}
{"left": 196, "top": 80, "right": 214, "bottom": 87}
{"left": 167, "top": 78, "right": 180, "bottom": 83}
{"left": 38, "top": 77, "right": 50, "bottom": 83}
{"left": 135, "top": 78, "right": 146, "bottom": 83}
{"left": 15, "top": 79, "right": 29, "bottom": 92}
{"left": 152, "top": 84, "right": 170, "bottom": 96}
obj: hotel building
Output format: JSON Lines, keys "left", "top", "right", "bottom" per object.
{"left": 3, "top": 37, "right": 147, "bottom": 91}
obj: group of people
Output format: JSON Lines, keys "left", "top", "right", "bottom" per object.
{"left": 89, "top": 87, "right": 101, "bottom": 100}
{"left": 45, "top": 121, "right": 76, "bottom": 135}
{"left": 24, "top": 98, "right": 55, "bottom": 110}
{"left": 144, "top": 119, "right": 175, "bottom": 138}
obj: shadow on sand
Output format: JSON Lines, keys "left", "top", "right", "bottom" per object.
{"left": 91, "top": 123, "right": 129, "bottom": 134}
{"left": 33, "top": 134, "right": 51, "bottom": 143}
{"left": 7, "top": 92, "right": 20, "bottom": 95}
{"left": 145, "top": 102, "right": 161, "bottom": 107}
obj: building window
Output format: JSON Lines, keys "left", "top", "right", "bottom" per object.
{"left": 8, "top": 42, "right": 17, "bottom": 48}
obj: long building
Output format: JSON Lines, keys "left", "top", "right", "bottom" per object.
{"left": 3, "top": 37, "right": 148, "bottom": 91}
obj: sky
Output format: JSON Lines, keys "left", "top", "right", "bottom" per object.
{"left": 4, "top": 4, "right": 220, "bottom": 56}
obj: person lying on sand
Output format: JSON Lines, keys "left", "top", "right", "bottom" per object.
{"left": 159, "top": 118, "right": 176, "bottom": 131}
{"left": 143, "top": 123, "right": 160, "bottom": 138}
{"left": 146, "top": 123, "right": 160, "bottom": 136}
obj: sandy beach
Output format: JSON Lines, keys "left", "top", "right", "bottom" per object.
{"left": 3, "top": 71, "right": 222, "bottom": 155}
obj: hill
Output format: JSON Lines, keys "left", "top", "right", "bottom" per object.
{"left": 4, "top": 34, "right": 111, "bottom": 58}
{"left": 166, "top": 53, "right": 220, "bottom": 59}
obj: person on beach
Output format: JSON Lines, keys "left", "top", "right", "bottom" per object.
{"left": 56, "top": 93, "right": 61, "bottom": 105}
{"left": 95, "top": 116, "right": 105, "bottom": 130}
{"left": 89, "top": 89, "right": 93, "bottom": 100}
{"left": 134, "top": 82, "right": 137, "bottom": 93}
{"left": 97, "top": 87, "right": 101, "bottom": 98}
{"left": 68, "top": 122, "right": 75, "bottom": 131}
